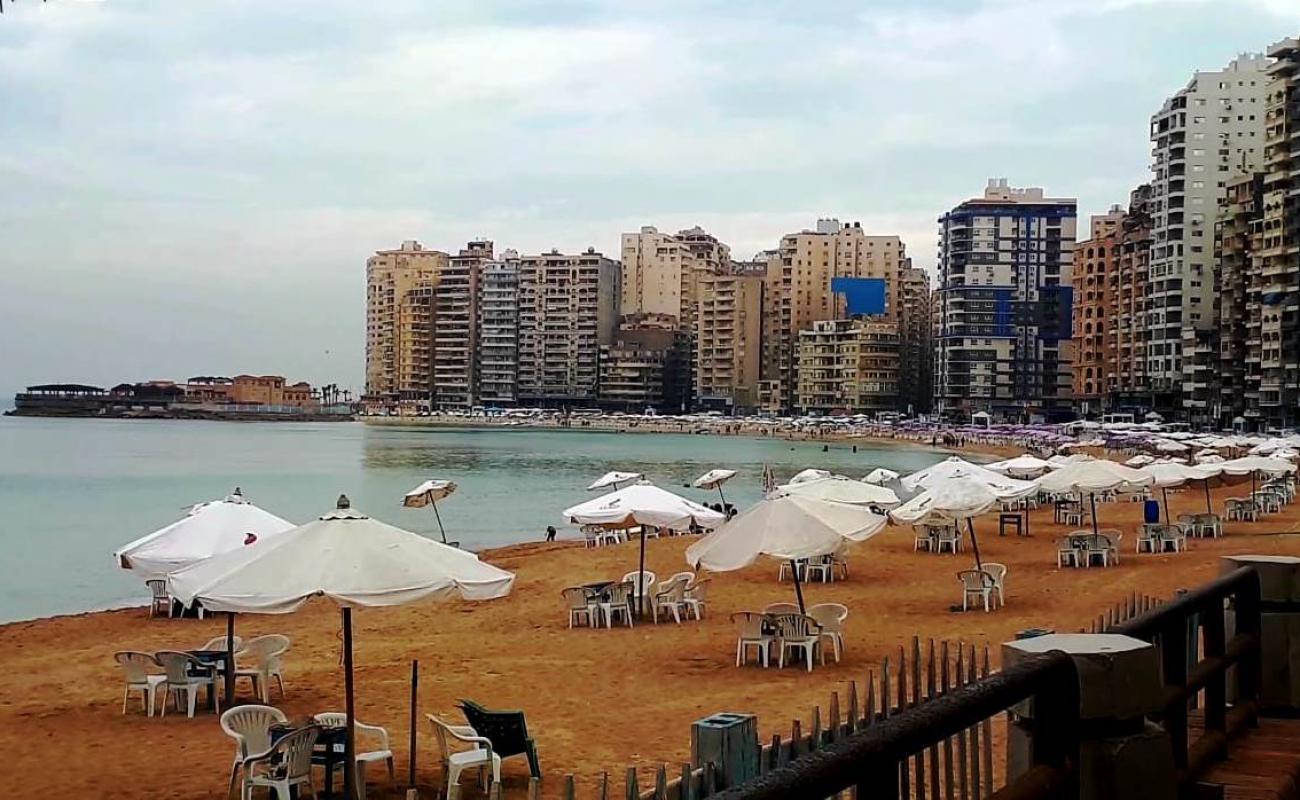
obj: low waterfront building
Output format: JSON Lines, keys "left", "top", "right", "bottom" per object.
{"left": 598, "top": 314, "right": 687, "bottom": 412}
{"left": 795, "top": 319, "right": 900, "bottom": 415}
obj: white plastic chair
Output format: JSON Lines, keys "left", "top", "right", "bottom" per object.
{"left": 315, "top": 711, "right": 395, "bottom": 799}
{"left": 428, "top": 713, "right": 501, "bottom": 797}
{"left": 804, "top": 555, "right": 835, "bottom": 583}
{"left": 600, "top": 581, "right": 635, "bottom": 628}
{"left": 146, "top": 579, "right": 172, "bottom": 618}
{"left": 239, "top": 725, "right": 318, "bottom": 800}
{"left": 731, "top": 612, "right": 772, "bottom": 667}
{"left": 621, "top": 570, "right": 656, "bottom": 613}
{"left": 933, "top": 526, "right": 960, "bottom": 554}
{"left": 958, "top": 571, "right": 995, "bottom": 612}
{"left": 233, "top": 634, "right": 289, "bottom": 702}
{"left": 561, "top": 587, "right": 597, "bottom": 628}
{"left": 683, "top": 579, "right": 710, "bottom": 620}
{"left": 200, "top": 635, "right": 244, "bottom": 654}
{"left": 652, "top": 576, "right": 689, "bottom": 624}
{"left": 155, "top": 650, "right": 219, "bottom": 717}
{"left": 982, "top": 563, "right": 1007, "bottom": 608}
{"left": 220, "top": 704, "right": 287, "bottom": 798}
{"left": 913, "top": 526, "right": 933, "bottom": 552}
{"left": 774, "top": 613, "right": 823, "bottom": 671}
{"left": 762, "top": 602, "right": 799, "bottom": 616}
{"left": 1056, "top": 537, "right": 1082, "bottom": 568}
{"left": 114, "top": 651, "right": 166, "bottom": 717}
{"left": 807, "top": 603, "right": 848, "bottom": 663}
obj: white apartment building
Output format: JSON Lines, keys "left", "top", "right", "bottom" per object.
{"left": 433, "top": 240, "right": 492, "bottom": 410}
{"left": 477, "top": 252, "right": 521, "bottom": 407}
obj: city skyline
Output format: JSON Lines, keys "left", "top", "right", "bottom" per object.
{"left": 1, "top": 1, "right": 1295, "bottom": 392}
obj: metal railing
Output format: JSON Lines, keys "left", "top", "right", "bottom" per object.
{"left": 711, "top": 651, "right": 1080, "bottom": 800}
{"left": 1111, "top": 564, "right": 1262, "bottom": 784}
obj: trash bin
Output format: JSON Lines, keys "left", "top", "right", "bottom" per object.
{"left": 1144, "top": 499, "right": 1161, "bottom": 524}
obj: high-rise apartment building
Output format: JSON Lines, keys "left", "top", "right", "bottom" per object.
{"left": 364, "top": 240, "right": 448, "bottom": 405}
{"left": 1216, "top": 172, "right": 1265, "bottom": 425}
{"left": 476, "top": 250, "right": 521, "bottom": 408}
{"left": 696, "top": 270, "right": 765, "bottom": 413}
{"left": 794, "top": 319, "right": 900, "bottom": 415}
{"left": 598, "top": 313, "right": 687, "bottom": 412}
{"left": 1071, "top": 207, "right": 1125, "bottom": 414}
{"left": 433, "top": 240, "right": 492, "bottom": 410}
{"left": 1110, "top": 186, "right": 1155, "bottom": 409}
{"left": 897, "top": 266, "right": 933, "bottom": 415}
{"left": 935, "top": 180, "right": 1077, "bottom": 422}
{"left": 517, "top": 248, "right": 621, "bottom": 406}
{"left": 1148, "top": 53, "right": 1270, "bottom": 416}
{"left": 757, "top": 220, "right": 907, "bottom": 412}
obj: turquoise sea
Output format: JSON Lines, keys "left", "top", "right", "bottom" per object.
{"left": 0, "top": 417, "right": 953, "bottom": 623}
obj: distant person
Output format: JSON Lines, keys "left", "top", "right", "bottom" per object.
{"left": 545, "top": 525, "right": 556, "bottom": 542}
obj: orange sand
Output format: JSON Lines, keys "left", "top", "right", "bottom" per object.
{"left": 3, "top": 477, "right": 1300, "bottom": 799}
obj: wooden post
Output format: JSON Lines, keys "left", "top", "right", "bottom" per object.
{"left": 625, "top": 767, "right": 639, "bottom": 800}
{"left": 829, "top": 691, "right": 841, "bottom": 742}
{"left": 408, "top": 660, "right": 419, "bottom": 790}
{"left": 342, "top": 607, "right": 357, "bottom": 800}
{"left": 690, "top": 713, "right": 758, "bottom": 789}
{"left": 225, "top": 613, "right": 236, "bottom": 706}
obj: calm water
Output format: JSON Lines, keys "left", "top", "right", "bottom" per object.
{"left": 0, "top": 417, "right": 953, "bottom": 623}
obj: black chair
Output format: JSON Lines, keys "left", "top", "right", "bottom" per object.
{"left": 459, "top": 699, "right": 541, "bottom": 778}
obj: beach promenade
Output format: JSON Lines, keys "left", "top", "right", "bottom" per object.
{"left": 4, "top": 477, "right": 1300, "bottom": 798}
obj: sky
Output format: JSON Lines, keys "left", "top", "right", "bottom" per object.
{"left": 1, "top": 0, "right": 1296, "bottom": 394}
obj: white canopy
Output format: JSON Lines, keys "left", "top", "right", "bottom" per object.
{"left": 1196, "top": 454, "right": 1227, "bottom": 464}
{"left": 686, "top": 494, "right": 888, "bottom": 570}
{"left": 1048, "top": 453, "right": 1096, "bottom": 467}
{"left": 778, "top": 476, "right": 899, "bottom": 508}
{"left": 168, "top": 505, "right": 515, "bottom": 614}
{"left": 1153, "top": 440, "right": 1190, "bottom": 453}
{"left": 862, "top": 468, "right": 900, "bottom": 485}
{"left": 890, "top": 471, "right": 1033, "bottom": 525}
{"left": 985, "top": 454, "right": 1056, "bottom": 478}
{"left": 563, "top": 483, "right": 725, "bottom": 531}
{"left": 692, "top": 469, "right": 737, "bottom": 490}
{"left": 1218, "top": 456, "right": 1298, "bottom": 477}
{"left": 1142, "top": 462, "right": 1221, "bottom": 488}
{"left": 1125, "top": 455, "right": 1156, "bottom": 467}
{"left": 901, "top": 456, "right": 1039, "bottom": 497}
{"left": 788, "top": 468, "right": 832, "bottom": 485}
{"left": 115, "top": 495, "right": 295, "bottom": 580}
{"left": 403, "top": 479, "right": 457, "bottom": 507}
{"left": 587, "top": 471, "right": 645, "bottom": 491}
{"left": 1038, "top": 459, "right": 1154, "bottom": 495}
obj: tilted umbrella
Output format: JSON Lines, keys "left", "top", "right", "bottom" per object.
{"left": 587, "top": 471, "right": 645, "bottom": 492}
{"left": 563, "top": 484, "right": 724, "bottom": 615}
{"left": 403, "top": 479, "right": 458, "bottom": 544}
{"left": 686, "top": 492, "right": 888, "bottom": 614}
{"left": 778, "top": 475, "right": 899, "bottom": 509}
{"left": 890, "top": 469, "right": 1037, "bottom": 570}
{"left": 692, "top": 468, "right": 738, "bottom": 508}
{"left": 169, "top": 496, "right": 514, "bottom": 799}
{"left": 115, "top": 490, "right": 295, "bottom": 581}
{"left": 1038, "top": 460, "right": 1154, "bottom": 537}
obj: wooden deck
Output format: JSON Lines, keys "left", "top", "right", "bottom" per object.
{"left": 1198, "top": 716, "right": 1300, "bottom": 800}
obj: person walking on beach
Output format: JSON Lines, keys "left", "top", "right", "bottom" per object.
{"left": 545, "top": 525, "right": 557, "bottom": 542}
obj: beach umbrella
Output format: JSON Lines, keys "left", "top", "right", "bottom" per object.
{"left": 115, "top": 490, "right": 294, "bottom": 581}
{"left": 1154, "top": 440, "right": 1189, "bottom": 453}
{"left": 692, "top": 468, "right": 738, "bottom": 508}
{"left": 890, "top": 467, "right": 1037, "bottom": 570}
{"left": 789, "top": 468, "right": 832, "bottom": 485}
{"left": 901, "top": 456, "right": 1036, "bottom": 496}
{"left": 402, "top": 479, "right": 458, "bottom": 544}
{"left": 1048, "top": 453, "right": 1096, "bottom": 467}
{"left": 778, "top": 475, "right": 900, "bottom": 509}
{"left": 587, "top": 471, "right": 645, "bottom": 492}
{"left": 1219, "top": 456, "right": 1297, "bottom": 498}
{"left": 984, "top": 454, "right": 1056, "bottom": 479}
{"left": 686, "top": 493, "right": 888, "bottom": 613}
{"left": 563, "top": 484, "right": 724, "bottom": 615}
{"left": 862, "top": 468, "right": 900, "bottom": 485}
{"left": 1038, "top": 460, "right": 1154, "bottom": 537}
{"left": 1142, "top": 462, "right": 1222, "bottom": 520}
{"left": 1125, "top": 455, "right": 1156, "bottom": 467}
{"left": 168, "top": 496, "right": 514, "bottom": 800}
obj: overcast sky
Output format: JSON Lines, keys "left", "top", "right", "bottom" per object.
{"left": 1, "top": 0, "right": 1295, "bottom": 394}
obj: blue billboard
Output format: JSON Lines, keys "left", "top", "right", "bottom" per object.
{"left": 830, "top": 277, "right": 886, "bottom": 316}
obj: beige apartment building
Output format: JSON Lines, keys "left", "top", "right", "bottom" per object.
{"left": 598, "top": 313, "right": 687, "bottom": 412}
{"left": 619, "top": 225, "right": 730, "bottom": 325}
{"left": 696, "top": 270, "right": 764, "bottom": 412}
{"left": 1070, "top": 207, "right": 1125, "bottom": 414}
{"left": 794, "top": 319, "right": 900, "bottom": 415}
{"left": 517, "top": 248, "right": 621, "bottom": 406}
{"left": 365, "top": 240, "right": 448, "bottom": 404}
{"left": 758, "top": 220, "right": 907, "bottom": 412}
{"left": 1110, "top": 185, "right": 1154, "bottom": 410}
{"left": 897, "top": 266, "right": 933, "bottom": 415}
{"left": 477, "top": 251, "right": 521, "bottom": 407}
{"left": 433, "top": 240, "right": 492, "bottom": 410}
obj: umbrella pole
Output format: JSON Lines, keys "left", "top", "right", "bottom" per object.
{"left": 342, "top": 607, "right": 357, "bottom": 800}
{"left": 225, "top": 613, "right": 236, "bottom": 706}
{"left": 1089, "top": 493, "right": 1100, "bottom": 537}
{"left": 432, "top": 502, "right": 448, "bottom": 545}
{"left": 718, "top": 485, "right": 727, "bottom": 513}
{"left": 1204, "top": 480, "right": 1213, "bottom": 514}
{"left": 1162, "top": 487, "right": 1170, "bottom": 525}
{"left": 408, "top": 659, "right": 419, "bottom": 791}
{"left": 790, "top": 560, "right": 806, "bottom": 615}
{"left": 966, "top": 518, "right": 983, "bottom": 572}
{"left": 638, "top": 529, "right": 647, "bottom": 618}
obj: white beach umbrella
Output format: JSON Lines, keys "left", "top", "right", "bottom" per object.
{"left": 1154, "top": 439, "right": 1190, "bottom": 453}
{"left": 169, "top": 496, "right": 514, "bottom": 798}
{"left": 888, "top": 471, "right": 1031, "bottom": 570}
{"left": 1196, "top": 453, "right": 1226, "bottom": 464}
{"left": 402, "top": 479, "right": 458, "bottom": 544}
{"left": 114, "top": 491, "right": 295, "bottom": 581}
{"left": 564, "top": 484, "right": 724, "bottom": 615}
{"left": 778, "top": 475, "right": 900, "bottom": 508}
{"left": 1219, "top": 455, "right": 1298, "bottom": 498}
{"left": 862, "top": 468, "right": 900, "bottom": 485}
{"left": 686, "top": 493, "right": 887, "bottom": 612}
{"left": 1125, "top": 455, "right": 1156, "bottom": 467}
{"left": 587, "top": 471, "right": 645, "bottom": 491}
{"left": 1038, "top": 460, "right": 1155, "bottom": 537}
{"left": 1048, "top": 453, "right": 1096, "bottom": 467}
{"left": 692, "top": 468, "right": 738, "bottom": 507}
{"left": 1142, "top": 462, "right": 1223, "bottom": 519}
{"left": 901, "top": 456, "right": 1038, "bottom": 497}
{"left": 789, "top": 468, "right": 833, "bottom": 485}
{"left": 985, "top": 454, "right": 1056, "bottom": 479}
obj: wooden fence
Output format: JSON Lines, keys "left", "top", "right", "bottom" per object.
{"left": 1086, "top": 590, "right": 1168, "bottom": 632}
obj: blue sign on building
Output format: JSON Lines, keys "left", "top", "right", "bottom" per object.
{"left": 830, "top": 277, "right": 886, "bottom": 316}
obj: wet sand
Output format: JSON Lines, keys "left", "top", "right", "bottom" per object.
{"left": 4, "top": 477, "right": 1299, "bottom": 799}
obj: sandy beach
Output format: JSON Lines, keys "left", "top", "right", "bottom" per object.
{"left": 4, "top": 472, "right": 1300, "bottom": 799}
